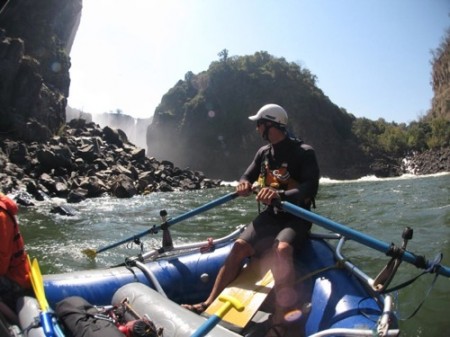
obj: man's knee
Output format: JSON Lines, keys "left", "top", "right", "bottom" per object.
{"left": 231, "top": 239, "right": 254, "bottom": 259}
{"left": 274, "top": 241, "right": 293, "bottom": 258}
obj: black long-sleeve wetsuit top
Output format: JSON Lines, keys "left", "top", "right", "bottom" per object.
{"left": 240, "top": 136, "right": 320, "bottom": 208}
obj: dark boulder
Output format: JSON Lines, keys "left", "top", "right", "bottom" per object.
{"left": 110, "top": 174, "right": 137, "bottom": 198}
{"left": 103, "top": 126, "right": 127, "bottom": 147}
{"left": 0, "top": 120, "right": 222, "bottom": 206}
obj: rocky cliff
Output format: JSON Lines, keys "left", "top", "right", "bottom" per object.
{"left": 147, "top": 53, "right": 373, "bottom": 180}
{"left": 430, "top": 29, "right": 450, "bottom": 121}
{"left": 0, "top": 0, "right": 81, "bottom": 141}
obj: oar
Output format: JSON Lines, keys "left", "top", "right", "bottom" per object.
{"left": 27, "top": 256, "right": 56, "bottom": 337}
{"left": 190, "top": 295, "right": 244, "bottom": 337}
{"left": 280, "top": 201, "right": 450, "bottom": 278}
{"left": 82, "top": 191, "right": 238, "bottom": 257}
{"left": 28, "top": 257, "right": 66, "bottom": 337}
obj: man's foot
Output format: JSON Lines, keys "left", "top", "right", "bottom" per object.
{"left": 181, "top": 302, "right": 208, "bottom": 314}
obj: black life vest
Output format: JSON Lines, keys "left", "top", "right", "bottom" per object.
{"left": 255, "top": 137, "right": 303, "bottom": 191}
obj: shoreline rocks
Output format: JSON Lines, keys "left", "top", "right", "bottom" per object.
{"left": 1, "top": 118, "right": 448, "bottom": 213}
{"left": 367, "top": 148, "right": 450, "bottom": 178}
{"left": 0, "top": 119, "right": 222, "bottom": 207}
{"left": 401, "top": 148, "right": 450, "bottom": 175}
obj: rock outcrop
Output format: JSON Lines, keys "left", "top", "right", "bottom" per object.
{"left": 0, "top": 119, "right": 221, "bottom": 205}
{"left": 0, "top": 0, "right": 82, "bottom": 140}
{"left": 402, "top": 148, "right": 450, "bottom": 175}
{"left": 430, "top": 29, "right": 450, "bottom": 121}
{"left": 147, "top": 53, "right": 373, "bottom": 180}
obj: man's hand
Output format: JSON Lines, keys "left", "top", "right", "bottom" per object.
{"left": 255, "top": 187, "right": 280, "bottom": 205}
{"left": 236, "top": 181, "right": 252, "bottom": 196}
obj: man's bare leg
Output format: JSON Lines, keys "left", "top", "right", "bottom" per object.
{"left": 182, "top": 239, "right": 254, "bottom": 312}
{"left": 271, "top": 241, "right": 297, "bottom": 325}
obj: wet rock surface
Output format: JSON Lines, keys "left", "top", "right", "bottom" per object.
{"left": 401, "top": 148, "right": 450, "bottom": 175}
{"left": 0, "top": 119, "right": 222, "bottom": 208}
{"left": 364, "top": 148, "right": 450, "bottom": 178}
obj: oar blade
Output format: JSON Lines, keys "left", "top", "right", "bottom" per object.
{"left": 27, "top": 256, "right": 59, "bottom": 336}
{"left": 31, "top": 258, "right": 49, "bottom": 311}
{"left": 81, "top": 248, "right": 97, "bottom": 258}
{"left": 27, "top": 255, "right": 37, "bottom": 296}
{"left": 28, "top": 256, "right": 42, "bottom": 306}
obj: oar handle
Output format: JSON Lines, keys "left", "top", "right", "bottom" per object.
{"left": 281, "top": 201, "right": 450, "bottom": 278}
{"left": 215, "top": 294, "right": 245, "bottom": 317}
{"left": 190, "top": 295, "right": 244, "bottom": 337}
{"left": 94, "top": 192, "right": 238, "bottom": 255}
{"left": 40, "top": 312, "right": 56, "bottom": 337}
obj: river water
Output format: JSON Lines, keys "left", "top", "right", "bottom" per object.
{"left": 17, "top": 173, "right": 449, "bottom": 336}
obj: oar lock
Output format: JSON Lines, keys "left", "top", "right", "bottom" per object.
{"left": 159, "top": 209, "right": 173, "bottom": 250}
{"left": 160, "top": 209, "right": 168, "bottom": 220}
{"left": 401, "top": 227, "right": 413, "bottom": 249}
{"left": 385, "top": 226, "right": 413, "bottom": 258}
{"left": 147, "top": 210, "right": 169, "bottom": 234}
{"left": 129, "top": 217, "right": 174, "bottom": 251}
{"left": 372, "top": 227, "right": 414, "bottom": 292}
{"left": 128, "top": 236, "right": 144, "bottom": 253}
{"left": 81, "top": 192, "right": 238, "bottom": 258}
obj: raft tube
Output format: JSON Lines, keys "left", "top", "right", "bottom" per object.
{"left": 112, "top": 283, "right": 241, "bottom": 337}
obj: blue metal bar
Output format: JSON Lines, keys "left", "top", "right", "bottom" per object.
{"left": 281, "top": 201, "right": 450, "bottom": 278}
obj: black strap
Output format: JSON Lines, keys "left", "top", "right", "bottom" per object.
{"left": 393, "top": 271, "right": 439, "bottom": 321}
{"left": 383, "top": 253, "right": 442, "bottom": 293}
{"left": 383, "top": 253, "right": 443, "bottom": 320}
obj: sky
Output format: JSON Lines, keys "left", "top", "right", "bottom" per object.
{"left": 68, "top": 0, "right": 450, "bottom": 124}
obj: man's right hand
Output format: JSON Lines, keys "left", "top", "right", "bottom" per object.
{"left": 255, "top": 187, "right": 280, "bottom": 205}
{"left": 236, "top": 181, "right": 252, "bottom": 196}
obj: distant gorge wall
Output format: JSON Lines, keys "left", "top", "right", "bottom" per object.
{"left": 430, "top": 32, "right": 450, "bottom": 120}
